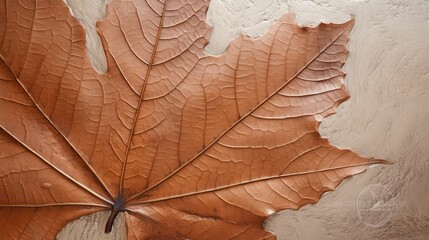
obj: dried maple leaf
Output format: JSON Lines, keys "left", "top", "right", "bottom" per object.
{"left": 0, "top": 0, "right": 388, "bottom": 239}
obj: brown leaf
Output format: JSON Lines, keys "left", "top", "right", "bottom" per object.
{"left": 0, "top": 0, "right": 389, "bottom": 239}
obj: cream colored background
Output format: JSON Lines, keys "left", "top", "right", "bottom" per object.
{"left": 57, "top": 0, "right": 429, "bottom": 239}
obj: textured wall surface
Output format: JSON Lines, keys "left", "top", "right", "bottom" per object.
{"left": 57, "top": 0, "right": 429, "bottom": 239}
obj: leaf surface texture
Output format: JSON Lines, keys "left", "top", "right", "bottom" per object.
{"left": 0, "top": 0, "right": 386, "bottom": 239}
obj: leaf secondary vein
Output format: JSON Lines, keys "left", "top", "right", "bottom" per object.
{"left": 118, "top": 0, "right": 168, "bottom": 196}
{"left": 0, "top": 203, "right": 109, "bottom": 208}
{"left": 0, "top": 126, "right": 113, "bottom": 205}
{"left": 130, "top": 160, "right": 387, "bottom": 204}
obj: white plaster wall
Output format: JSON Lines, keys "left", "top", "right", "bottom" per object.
{"left": 57, "top": 0, "right": 429, "bottom": 239}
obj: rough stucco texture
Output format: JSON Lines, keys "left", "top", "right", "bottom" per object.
{"left": 57, "top": 0, "right": 429, "bottom": 239}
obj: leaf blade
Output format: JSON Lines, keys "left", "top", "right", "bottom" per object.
{"left": 125, "top": 14, "right": 356, "bottom": 201}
